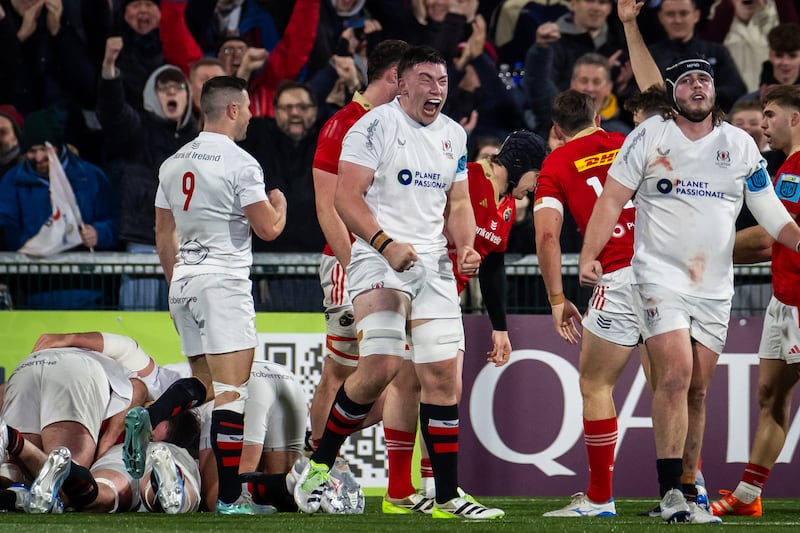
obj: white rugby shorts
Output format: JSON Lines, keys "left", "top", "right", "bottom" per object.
{"left": 633, "top": 283, "right": 731, "bottom": 354}
{"left": 758, "top": 296, "right": 800, "bottom": 365}
{"left": 582, "top": 267, "right": 641, "bottom": 347}
{"left": 168, "top": 274, "right": 257, "bottom": 357}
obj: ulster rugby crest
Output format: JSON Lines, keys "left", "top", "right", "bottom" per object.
{"left": 442, "top": 139, "right": 453, "bottom": 159}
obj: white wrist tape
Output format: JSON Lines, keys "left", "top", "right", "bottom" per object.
{"left": 100, "top": 333, "right": 151, "bottom": 372}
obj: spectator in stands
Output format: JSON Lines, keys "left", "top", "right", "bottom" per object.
{"left": 524, "top": 52, "right": 631, "bottom": 137}
{"left": 736, "top": 23, "right": 800, "bottom": 107}
{"left": 730, "top": 99, "right": 770, "bottom": 153}
{"left": 242, "top": 80, "right": 324, "bottom": 254}
{"left": 109, "top": 0, "right": 199, "bottom": 107}
{"left": 0, "top": 104, "right": 23, "bottom": 177}
{"left": 207, "top": 0, "right": 320, "bottom": 118}
{"left": 97, "top": 36, "right": 197, "bottom": 310}
{"left": 307, "top": 0, "right": 371, "bottom": 75}
{"left": 522, "top": 0, "right": 625, "bottom": 97}
{"left": 0, "top": 106, "right": 116, "bottom": 254}
{"left": 449, "top": 13, "right": 526, "bottom": 141}
{"left": 648, "top": 0, "right": 747, "bottom": 111}
{"left": 216, "top": 35, "right": 257, "bottom": 78}
{"left": 188, "top": 57, "right": 226, "bottom": 126}
{"left": 241, "top": 80, "right": 325, "bottom": 311}
{"left": 494, "top": 0, "right": 569, "bottom": 66}
{"left": 113, "top": 0, "right": 165, "bottom": 110}
{"left": 372, "top": 0, "right": 477, "bottom": 62}
{"left": 699, "top": 0, "right": 797, "bottom": 93}
{"left": 0, "top": 0, "right": 100, "bottom": 159}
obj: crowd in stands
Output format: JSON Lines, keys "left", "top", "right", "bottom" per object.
{"left": 0, "top": 0, "right": 795, "bottom": 308}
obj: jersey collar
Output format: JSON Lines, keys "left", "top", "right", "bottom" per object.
{"left": 352, "top": 91, "right": 372, "bottom": 111}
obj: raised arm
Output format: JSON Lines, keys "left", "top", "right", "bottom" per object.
{"left": 617, "top": 0, "right": 663, "bottom": 91}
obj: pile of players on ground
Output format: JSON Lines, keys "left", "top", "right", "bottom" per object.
{"left": 0, "top": 331, "right": 364, "bottom": 515}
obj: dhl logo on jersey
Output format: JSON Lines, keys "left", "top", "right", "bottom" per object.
{"left": 573, "top": 149, "right": 619, "bottom": 172}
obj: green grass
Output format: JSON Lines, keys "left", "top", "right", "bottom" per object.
{"left": 2, "top": 497, "right": 800, "bottom": 532}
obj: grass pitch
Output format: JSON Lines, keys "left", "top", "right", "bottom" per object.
{"left": 2, "top": 497, "right": 800, "bottom": 532}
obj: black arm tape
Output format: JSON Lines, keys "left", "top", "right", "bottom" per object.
{"left": 478, "top": 252, "right": 508, "bottom": 331}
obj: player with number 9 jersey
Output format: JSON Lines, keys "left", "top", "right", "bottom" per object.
{"left": 156, "top": 133, "right": 268, "bottom": 282}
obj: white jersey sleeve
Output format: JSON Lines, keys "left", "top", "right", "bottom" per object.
{"left": 236, "top": 161, "right": 269, "bottom": 208}
{"left": 340, "top": 109, "right": 385, "bottom": 171}
{"left": 89, "top": 351, "right": 136, "bottom": 419}
{"left": 743, "top": 161, "right": 795, "bottom": 238}
{"left": 607, "top": 121, "right": 650, "bottom": 192}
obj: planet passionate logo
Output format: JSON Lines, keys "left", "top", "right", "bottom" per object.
{"left": 397, "top": 169, "right": 413, "bottom": 185}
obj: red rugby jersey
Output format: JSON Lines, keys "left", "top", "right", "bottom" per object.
{"left": 449, "top": 160, "right": 516, "bottom": 294}
{"left": 771, "top": 151, "right": 800, "bottom": 306}
{"left": 534, "top": 128, "right": 634, "bottom": 273}
{"left": 313, "top": 93, "right": 371, "bottom": 256}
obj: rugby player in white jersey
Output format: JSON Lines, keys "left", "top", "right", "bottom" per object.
{"left": 292, "top": 45, "right": 503, "bottom": 520}
{"left": 579, "top": 56, "right": 800, "bottom": 524}
{"left": 149, "top": 75, "right": 287, "bottom": 514}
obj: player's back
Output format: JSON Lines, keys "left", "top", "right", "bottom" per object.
{"left": 536, "top": 129, "right": 633, "bottom": 273}
{"left": 157, "top": 131, "right": 266, "bottom": 278}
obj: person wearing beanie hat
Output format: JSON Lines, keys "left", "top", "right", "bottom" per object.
{"left": 0, "top": 106, "right": 117, "bottom": 256}
{"left": 97, "top": 33, "right": 197, "bottom": 310}
{"left": 0, "top": 105, "right": 24, "bottom": 177}
{"left": 535, "top": 88, "right": 636, "bottom": 520}
{"left": 579, "top": 19, "right": 800, "bottom": 525}
{"left": 0, "top": 105, "right": 24, "bottom": 139}
{"left": 122, "top": 0, "right": 161, "bottom": 35}
{"left": 18, "top": 107, "right": 66, "bottom": 154}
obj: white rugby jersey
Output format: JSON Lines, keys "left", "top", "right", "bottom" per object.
{"left": 155, "top": 131, "right": 268, "bottom": 281}
{"left": 24, "top": 348, "right": 135, "bottom": 420}
{"left": 339, "top": 98, "right": 468, "bottom": 254}
{"left": 609, "top": 116, "right": 765, "bottom": 299}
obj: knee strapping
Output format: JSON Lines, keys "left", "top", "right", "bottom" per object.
{"left": 356, "top": 310, "right": 407, "bottom": 357}
{"left": 94, "top": 478, "right": 119, "bottom": 513}
{"left": 410, "top": 318, "right": 463, "bottom": 362}
{"left": 212, "top": 381, "right": 249, "bottom": 414}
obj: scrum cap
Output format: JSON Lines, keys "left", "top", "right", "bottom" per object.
{"left": 664, "top": 57, "right": 714, "bottom": 120}
{"left": 495, "top": 130, "right": 548, "bottom": 189}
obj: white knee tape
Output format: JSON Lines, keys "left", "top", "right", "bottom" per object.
{"left": 94, "top": 477, "right": 120, "bottom": 513}
{"left": 212, "top": 380, "right": 249, "bottom": 414}
{"left": 410, "top": 318, "right": 463, "bottom": 363}
{"left": 357, "top": 310, "right": 407, "bottom": 357}
{"left": 101, "top": 333, "right": 151, "bottom": 372}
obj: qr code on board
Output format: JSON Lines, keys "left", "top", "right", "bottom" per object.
{"left": 256, "top": 333, "right": 388, "bottom": 486}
